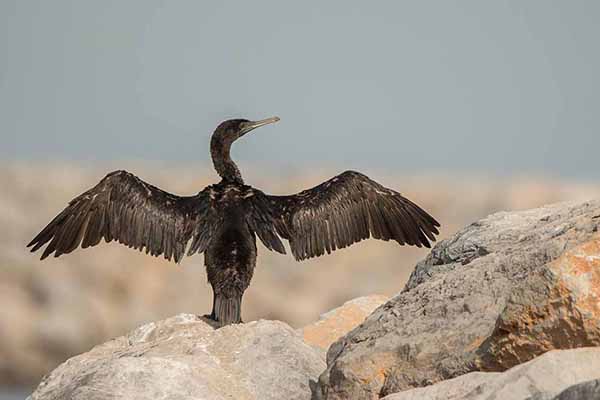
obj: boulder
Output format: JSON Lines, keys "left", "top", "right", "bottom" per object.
{"left": 380, "top": 348, "right": 600, "bottom": 400}
{"left": 28, "top": 314, "right": 325, "bottom": 400}
{"left": 318, "top": 200, "right": 600, "bottom": 399}
{"left": 300, "top": 295, "right": 388, "bottom": 351}
{"left": 549, "top": 378, "right": 600, "bottom": 400}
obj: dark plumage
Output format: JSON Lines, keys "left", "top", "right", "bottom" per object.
{"left": 28, "top": 117, "right": 440, "bottom": 326}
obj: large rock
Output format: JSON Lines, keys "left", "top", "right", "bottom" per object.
{"left": 300, "top": 295, "right": 388, "bottom": 351}
{"left": 318, "top": 200, "right": 600, "bottom": 399}
{"left": 28, "top": 314, "right": 325, "bottom": 400}
{"left": 549, "top": 378, "right": 600, "bottom": 400}
{"left": 381, "top": 348, "right": 600, "bottom": 400}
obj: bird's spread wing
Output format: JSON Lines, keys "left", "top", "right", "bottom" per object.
{"left": 264, "top": 170, "right": 440, "bottom": 261}
{"left": 28, "top": 170, "right": 221, "bottom": 263}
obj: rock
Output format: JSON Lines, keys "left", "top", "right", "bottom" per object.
{"left": 318, "top": 200, "right": 600, "bottom": 399}
{"left": 382, "top": 372, "right": 493, "bottom": 400}
{"left": 300, "top": 295, "right": 388, "bottom": 351}
{"left": 549, "top": 378, "right": 600, "bottom": 400}
{"left": 28, "top": 314, "right": 326, "bottom": 400}
{"left": 381, "top": 348, "right": 600, "bottom": 400}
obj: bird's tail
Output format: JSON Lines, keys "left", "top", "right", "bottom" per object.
{"left": 212, "top": 293, "right": 243, "bottom": 326}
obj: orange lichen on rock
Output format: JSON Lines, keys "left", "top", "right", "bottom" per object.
{"left": 478, "top": 235, "right": 600, "bottom": 371}
{"left": 550, "top": 236, "right": 600, "bottom": 317}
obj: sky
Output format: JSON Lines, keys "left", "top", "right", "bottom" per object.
{"left": 1, "top": 1, "right": 599, "bottom": 179}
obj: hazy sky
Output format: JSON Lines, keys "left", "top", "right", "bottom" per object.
{"left": 1, "top": 1, "right": 599, "bottom": 179}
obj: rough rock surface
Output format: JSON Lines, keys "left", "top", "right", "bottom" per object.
{"left": 300, "top": 295, "right": 388, "bottom": 351}
{"left": 549, "top": 378, "right": 600, "bottom": 400}
{"left": 381, "top": 348, "right": 600, "bottom": 400}
{"left": 28, "top": 314, "right": 325, "bottom": 400}
{"left": 318, "top": 200, "right": 600, "bottom": 399}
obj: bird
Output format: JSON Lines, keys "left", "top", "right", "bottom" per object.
{"left": 28, "top": 117, "right": 440, "bottom": 326}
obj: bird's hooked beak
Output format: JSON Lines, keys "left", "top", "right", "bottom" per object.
{"left": 239, "top": 116, "right": 280, "bottom": 136}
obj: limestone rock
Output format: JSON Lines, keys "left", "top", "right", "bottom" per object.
{"left": 318, "top": 200, "right": 600, "bottom": 399}
{"left": 28, "top": 314, "right": 326, "bottom": 400}
{"left": 381, "top": 348, "right": 600, "bottom": 400}
{"left": 300, "top": 295, "right": 388, "bottom": 351}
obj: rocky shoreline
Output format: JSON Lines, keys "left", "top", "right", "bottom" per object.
{"left": 27, "top": 200, "right": 600, "bottom": 399}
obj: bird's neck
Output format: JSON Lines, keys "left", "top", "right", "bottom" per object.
{"left": 211, "top": 137, "right": 244, "bottom": 185}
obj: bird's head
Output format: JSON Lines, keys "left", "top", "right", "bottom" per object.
{"left": 210, "top": 116, "right": 280, "bottom": 183}
{"left": 212, "top": 117, "right": 280, "bottom": 145}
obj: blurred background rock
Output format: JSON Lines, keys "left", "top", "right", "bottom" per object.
{"left": 2, "top": 162, "right": 599, "bottom": 390}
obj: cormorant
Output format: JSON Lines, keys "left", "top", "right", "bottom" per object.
{"left": 28, "top": 117, "right": 440, "bottom": 326}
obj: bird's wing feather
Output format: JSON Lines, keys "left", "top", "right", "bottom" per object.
{"left": 28, "top": 170, "right": 220, "bottom": 262}
{"left": 244, "top": 189, "right": 287, "bottom": 255}
{"left": 265, "top": 170, "right": 440, "bottom": 261}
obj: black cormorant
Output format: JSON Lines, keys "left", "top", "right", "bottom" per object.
{"left": 28, "top": 117, "right": 440, "bottom": 326}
